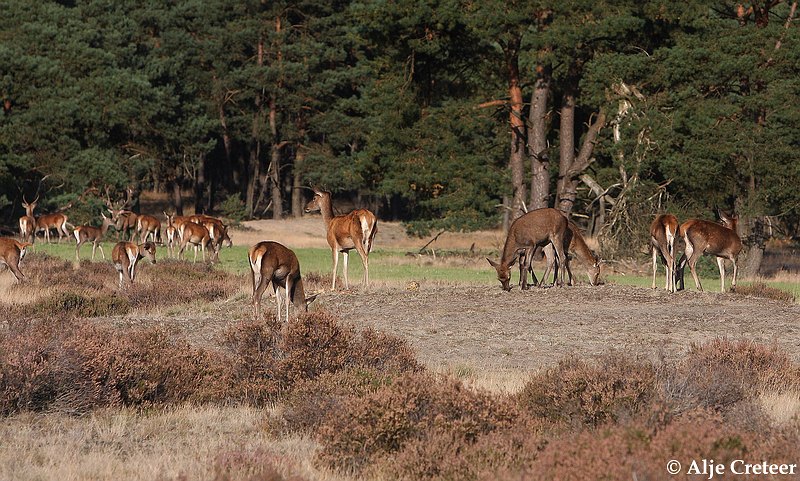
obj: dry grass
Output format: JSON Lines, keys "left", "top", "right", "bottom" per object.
{"left": 759, "top": 390, "right": 800, "bottom": 426}
{"left": 0, "top": 405, "right": 350, "bottom": 481}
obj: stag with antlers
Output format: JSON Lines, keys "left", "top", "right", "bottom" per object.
{"left": 74, "top": 212, "right": 116, "bottom": 261}
{"left": 304, "top": 188, "right": 377, "bottom": 290}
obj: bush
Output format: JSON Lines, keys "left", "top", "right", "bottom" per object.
{"left": 517, "top": 353, "right": 656, "bottom": 427}
{"left": 733, "top": 282, "right": 796, "bottom": 303}
{"left": 316, "top": 372, "right": 520, "bottom": 474}
{"left": 219, "top": 194, "right": 248, "bottom": 222}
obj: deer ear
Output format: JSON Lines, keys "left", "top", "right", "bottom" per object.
{"left": 305, "top": 294, "right": 319, "bottom": 305}
{"left": 486, "top": 258, "right": 499, "bottom": 269}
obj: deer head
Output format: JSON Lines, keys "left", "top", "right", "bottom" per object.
{"left": 487, "top": 257, "right": 514, "bottom": 292}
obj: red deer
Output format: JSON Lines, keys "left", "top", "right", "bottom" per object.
{"left": 164, "top": 211, "right": 191, "bottom": 242}
{"left": 19, "top": 196, "right": 37, "bottom": 243}
{"left": 249, "top": 241, "right": 317, "bottom": 321}
{"left": 538, "top": 222, "right": 601, "bottom": 286}
{"left": 110, "top": 210, "right": 139, "bottom": 242}
{"left": 36, "top": 211, "right": 71, "bottom": 244}
{"left": 676, "top": 210, "right": 743, "bottom": 292}
{"left": 137, "top": 214, "right": 161, "bottom": 244}
{"left": 178, "top": 222, "right": 217, "bottom": 263}
{"left": 650, "top": 214, "right": 680, "bottom": 292}
{"left": 111, "top": 241, "right": 157, "bottom": 289}
{"left": 304, "top": 189, "right": 377, "bottom": 290}
{"left": 74, "top": 212, "right": 115, "bottom": 261}
{"left": 164, "top": 224, "right": 178, "bottom": 258}
{"left": 0, "top": 237, "right": 33, "bottom": 282}
{"left": 189, "top": 214, "right": 232, "bottom": 251}
{"left": 487, "top": 208, "right": 568, "bottom": 291}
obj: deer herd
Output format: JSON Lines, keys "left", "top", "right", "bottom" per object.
{"left": 1, "top": 186, "right": 744, "bottom": 320}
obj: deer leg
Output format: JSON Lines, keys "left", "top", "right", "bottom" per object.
{"left": 731, "top": 257, "right": 738, "bottom": 292}
{"left": 354, "top": 242, "right": 369, "bottom": 287}
{"left": 565, "top": 255, "right": 574, "bottom": 286}
{"left": 717, "top": 257, "right": 726, "bottom": 293}
{"left": 553, "top": 235, "right": 567, "bottom": 287}
{"left": 91, "top": 242, "right": 98, "bottom": 261}
{"left": 651, "top": 245, "right": 658, "bottom": 289}
{"left": 330, "top": 249, "right": 339, "bottom": 291}
{"left": 254, "top": 273, "right": 273, "bottom": 320}
{"left": 6, "top": 255, "right": 25, "bottom": 282}
{"left": 342, "top": 251, "right": 350, "bottom": 289}
{"left": 685, "top": 241, "right": 703, "bottom": 292}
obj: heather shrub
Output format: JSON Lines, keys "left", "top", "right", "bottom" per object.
{"left": 212, "top": 449, "right": 309, "bottom": 481}
{"left": 33, "top": 290, "right": 130, "bottom": 318}
{"left": 223, "top": 311, "right": 421, "bottom": 405}
{"left": 277, "top": 367, "right": 395, "bottom": 435}
{"left": 658, "top": 339, "right": 800, "bottom": 416}
{"left": 517, "top": 353, "right": 656, "bottom": 427}
{"left": 0, "top": 318, "right": 229, "bottom": 414}
{"left": 734, "top": 282, "right": 795, "bottom": 302}
{"left": 316, "top": 372, "right": 520, "bottom": 474}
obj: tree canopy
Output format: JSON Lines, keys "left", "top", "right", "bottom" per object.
{"left": 2, "top": 1, "right": 799, "bottom": 250}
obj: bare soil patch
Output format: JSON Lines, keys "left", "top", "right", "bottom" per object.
{"left": 318, "top": 283, "right": 800, "bottom": 372}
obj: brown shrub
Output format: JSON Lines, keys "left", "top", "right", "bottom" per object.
{"left": 517, "top": 353, "right": 656, "bottom": 427}
{"left": 316, "top": 372, "right": 520, "bottom": 474}
{"left": 657, "top": 339, "right": 800, "bottom": 417}
{"left": 33, "top": 290, "right": 131, "bottom": 318}
{"left": 734, "top": 282, "right": 796, "bottom": 303}
{"left": 211, "top": 449, "right": 309, "bottom": 481}
{"left": 223, "top": 311, "right": 421, "bottom": 405}
{"left": 0, "top": 318, "right": 229, "bottom": 414}
{"left": 277, "top": 368, "right": 395, "bottom": 435}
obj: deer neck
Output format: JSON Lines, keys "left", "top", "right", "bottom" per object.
{"left": 291, "top": 277, "right": 307, "bottom": 310}
{"left": 571, "top": 233, "right": 596, "bottom": 266}
{"left": 319, "top": 197, "right": 336, "bottom": 227}
{"left": 500, "top": 235, "right": 521, "bottom": 268}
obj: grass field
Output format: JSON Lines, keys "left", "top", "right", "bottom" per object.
{"left": 29, "top": 240, "right": 799, "bottom": 300}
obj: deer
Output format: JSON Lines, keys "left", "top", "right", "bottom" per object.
{"left": 74, "top": 212, "right": 115, "bottom": 261}
{"left": 189, "top": 214, "right": 232, "bottom": 251}
{"left": 111, "top": 241, "right": 157, "bottom": 289}
{"left": 304, "top": 188, "right": 378, "bottom": 291}
{"left": 249, "top": 241, "right": 318, "bottom": 321}
{"left": 136, "top": 214, "right": 161, "bottom": 244}
{"left": 0, "top": 237, "right": 33, "bottom": 282}
{"left": 178, "top": 222, "right": 217, "bottom": 263}
{"left": 537, "top": 222, "right": 601, "bottom": 286}
{"left": 19, "top": 195, "right": 37, "bottom": 244}
{"left": 487, "top": 208, "right": 568, "bottom": 291}
{"left": 35, "top": 211, "right": 71, "bottom": 244}
{"left": 650, "top": 214, "right": 680, "bottom": 293}
{"left": 109, "top": 210, "right": 139, "bottom": 241}
{"left": 164, "top": 211, "right": 191, "bottom": 242}
{"left": 676, "top": 210, "right": 743, "bottom": 293}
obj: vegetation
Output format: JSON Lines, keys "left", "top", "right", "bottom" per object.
{"left": 2, "top": 1, "right": 798, "bottom": 261}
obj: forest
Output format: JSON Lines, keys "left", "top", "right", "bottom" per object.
{"left": 1, "top": 1, "right": 799, "bottom": 262}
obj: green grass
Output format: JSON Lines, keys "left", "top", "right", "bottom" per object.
{"left": 25, "top": 241, "right": 800, "bottom": 299}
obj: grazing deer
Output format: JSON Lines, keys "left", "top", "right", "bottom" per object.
{"left": 111, "top": 241, "right": 157, "bottom": 289}
{"left": 487, "top": 208, "right": 568, "bottom": 291}
{"left": 207, "top": 221, "right": 232, "bottom": 251}
{"left": 19, "top": 196, "right": 37, "bottom": 243}
{"left": 304, "top": 189, "right": 378, "bottom": 290}
{"left": 178, "top": 222, "right": 216, "bottom": 263}
{"left": 0, "top": 237, "right": 33, "bottom": 282}
{"left": 676, "top": 210, "right": 743, "bottom": 293}
{"left": 137, "top": 214, "right": 161, "bottom": 244}
{"left": 249, "top": 241, "right": 317, "bottom": 321}
{"left": 74, "top": 212, "right": 115, "bottom": 261}
{"left": 538, "top": 222, "right": 601, "bottom": 286}
{"left": 650, "top": 214, "right": 680, "bottom": 293}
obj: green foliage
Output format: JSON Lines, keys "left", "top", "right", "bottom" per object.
{"left": 218, "top": 194, "right": 247, "bottom": 222}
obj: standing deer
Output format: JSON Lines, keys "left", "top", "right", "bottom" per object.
{"left": 487, "top": 208, "right": 568, "bottom": 291}
{"left": 164, "top": 211, "right": 191, "bottom": 242}
{"left": 249, "top": 241, "right": 317, "bottom": 321}
{"left": 178, "top": 222, "right": 217, "bottom": 263}
{"left": 538, "top": 222, "right": 601, "bottom": 286}
{"left": 74, "top": 212, "right": 115, "bottom": 261}
{"left": 650, "top": 214, "right": 680, "bottom": 293}
{"left": 0, "top": 237, "right": 33, "bottom": 282}
{"left": 36, "top": 211, "right": 71, "bottom": 244}
{"left": 110, "top": 210, "right": 139, "bottom": 242}
{"left": 137, "top": 214, "right": 161, "bottom": 244}
{"left": 111, "top": 241, "right": 157, "bottom": 289}
{"left": 676, "top": 210, "right": 743, "bottom": 293}
{"left": 304, "top": 189, "right": 377, "bottom": 290}
{"left": 19, "top": 195, "right": 37, "bottom": 243}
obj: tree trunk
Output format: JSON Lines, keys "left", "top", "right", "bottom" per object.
{"left": 245, "top": 35, "right": 265, "bottom": 219}
{"left": 270, "top": 140, "right": 282, "bottom": 220}
{"left": 505, "top": 37, "right": 526, "bottom": 220}
{"left": 194, "top": 153, "right": 206, "bottom": 215}
{"left": 556, "top": 92, "right": 575, "bottom": 214}
{"left": 528, "top": 68, "right": 551, "bottom": 210}
{"left": 172, "top": 178, "right": 184, "bottom": 216}
{"left": 291, "top": 148, "right": 305, "bottom": 218}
